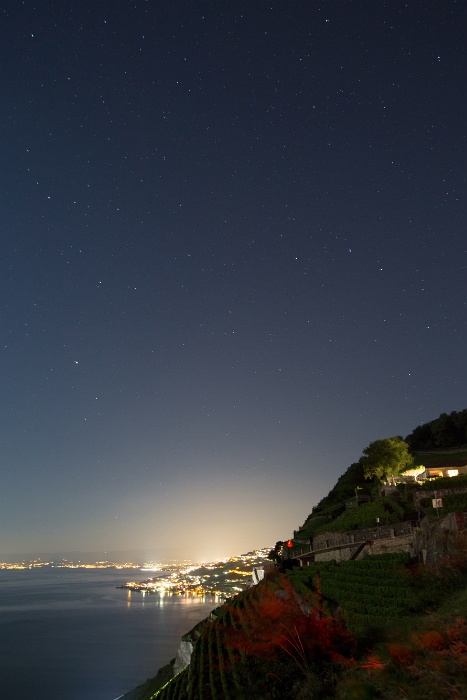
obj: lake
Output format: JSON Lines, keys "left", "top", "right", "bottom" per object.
{"left": 0, "top": 567, "right": 218, "bottom": 700}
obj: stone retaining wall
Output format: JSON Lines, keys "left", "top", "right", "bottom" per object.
{"left": 312, "top": 534, "right": 415, "bottom": 562}
{"left": 313, "top": 521, "right": 413, "bottom": 551}
{"left": 414, "top": 511, "right": 467, "bottom": 572}
{"left": 413, "top": 487, "right": 467, "bottom": 508}
{"left": 292, "top": 513, "right": 467, "bottom": 569}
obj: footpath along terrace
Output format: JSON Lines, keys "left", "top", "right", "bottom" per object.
{"left": 289, "top": 521, "right": 415, "bottom": 563}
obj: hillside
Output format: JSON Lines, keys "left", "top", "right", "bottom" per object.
{"left": 123, "top": 505, "right": 467, "bottom": 698}
{"left": 123, "top": 551, "right": 467, "bottom": 699}
{"left": 122, "top": 409, "right": 467, "bottom": 699}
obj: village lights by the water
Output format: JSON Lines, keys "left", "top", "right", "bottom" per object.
{"left": 0, "top": 550, "right": 272, "bottom": 599}
{"left": 121, "top": 550, "right": 271, "bottom": 598}
{"left": 0, "top": 559, "right": 143, "bottom": 571}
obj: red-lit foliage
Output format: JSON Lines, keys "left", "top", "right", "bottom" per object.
{"left": 444, "top": 617, "right": 467, "bottom": 660}
{"left": 387, "top": 643, "right": 415, "bottom": 666}
{"left": 223, "top": 574, "right": 355, "bottom": 668}
{"left": 358, "top": 655, "right": 384, "bottom": 670}
{"left": 350, "top": 615, "right": 467, "bottom": 700}
{"left": 411, "top": 630, "right": 446, "bottom": 651}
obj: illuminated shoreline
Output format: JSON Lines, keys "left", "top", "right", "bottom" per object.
{"left": 0, "top": 548, "right": 272, "bottom": 600}
{"left": 0, "top": 560, "right": 143, "bottom": 571}
{"left": 119, "top": 549, "right": 272, "bottom": 598}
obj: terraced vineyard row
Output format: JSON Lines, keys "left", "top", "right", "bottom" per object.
{"left": 288, "top": 553, "right": 421, "bottom": 628}
{"left": 153, "top": 666, "right": 189, "bottom": 700}
{"left": 152, "top": 568, "right": 363, "bottom": 699}
{"left": 141, "top": 554, "right": 452, "bottom": 699}
{"left": 151, "top": 584, "right": 269, "bottom": 700}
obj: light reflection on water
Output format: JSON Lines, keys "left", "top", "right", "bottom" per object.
{"left": 0, "top": 568, "right": 218, "bottom": 700}
{"left": 124, "top": 587, "right": 223, "bottom": 610}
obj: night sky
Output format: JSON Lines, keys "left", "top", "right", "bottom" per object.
{"left": 1, "top": 1, "right": 465, "bottom": 562}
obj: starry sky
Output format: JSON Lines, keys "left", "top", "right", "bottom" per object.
{"left": 1, "top": 1, "right": 466, "bottom": 563}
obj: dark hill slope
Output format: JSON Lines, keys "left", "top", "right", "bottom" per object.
{"left": 128, "top": 553, "right": 467, "bottom": 700}
{"left": 122, "top": 408, "right": 467, "bottom": 699}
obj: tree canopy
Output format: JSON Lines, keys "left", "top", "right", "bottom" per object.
{"left": 359, "top": 437, "right": 413, "bottom": 483}
{"left": 405, "top": 408, "right": 467, "bottom": 450}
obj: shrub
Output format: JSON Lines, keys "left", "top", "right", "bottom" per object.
{"left": 313, "top": 498, "right": 404, "bottom": 533}
{"left": 386, "top": 643, "right": 415, "bottom": 665}
{"left": 411, "top": 630, "right": 446, "bottom": 651}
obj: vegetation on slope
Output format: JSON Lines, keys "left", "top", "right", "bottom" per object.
{"left": 297, "top": 412, "right": 467, "bottom": 541}
{"left": 313, "top": 497, "right": 405, "bottom": 534}
{"left": 144, "top": 554, "right": 467, "bottom": 699}
{"left": 152, "top": 570, "right": 357, "bottom": 699}
{"left": 305, "top": 462, "right": 368, "bottom": 515}
{"left": 288, "top": 553, "right": 425, "bottom": 631}
{"left": 123, "top": 408, "right": 467, "bottom": 699}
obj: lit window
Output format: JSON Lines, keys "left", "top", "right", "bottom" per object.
{"left": 447, "top": 469, "right": 459, "bottom": 477}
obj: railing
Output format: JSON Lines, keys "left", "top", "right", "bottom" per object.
{"left": 290, "top": 521, "right": 415, "bottom": 559}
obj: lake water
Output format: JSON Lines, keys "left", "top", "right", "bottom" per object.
{"left": 0, "top": 567, "right": 218, "bottom": 700}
